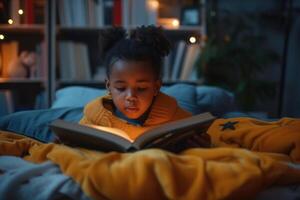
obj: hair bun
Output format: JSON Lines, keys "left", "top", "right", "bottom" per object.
{"left": 130, "top": 25, "right": 171, "bottom": 57}
{"left": 99, "top": 27, "right": 127, "bottom": 56}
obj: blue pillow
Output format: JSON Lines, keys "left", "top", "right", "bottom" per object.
{"left": 161, "top": 84, "right": 200, "bottom": 114}
{"left": 196, "top": 86, "right": 236, "bottom": 116}
{"left": 52, "top": 86, "right": 106, "bottom": 108}
{"left": 51, "top": 84, "right": 236, "bottom": 116}
{"left": 0, "top": 107, "right": 83, "bottom": 142}
{"left": 52, "top": 84, "right": 200, "bottom": 114}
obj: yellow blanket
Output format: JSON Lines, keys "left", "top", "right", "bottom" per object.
{"left": 208, "top": 117, "right": 300, "bottom": 162}
{"left": 1, "top": 117, "right": 300, "bottom": 200}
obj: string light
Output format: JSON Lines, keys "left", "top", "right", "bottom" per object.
{"left": 8, "top": 19, "right": 13, "bottom": 24}
{"left": 0, "top": 34, "right": 5, "bottom": 40}
{"left": 18, "top": 9, "right": 24, "bottom": 15}
{"left": 189, "top": 36, "right": 197, "bottom": 44}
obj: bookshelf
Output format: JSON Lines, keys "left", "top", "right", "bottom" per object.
{"left": 53, "top": 0, "right": 206, "bottom": 93}
{"left": 0, "top": 0, "right": 49, "bottom": 114}
{"left": 0, "top": 0, "right": 206, "bottom": 113}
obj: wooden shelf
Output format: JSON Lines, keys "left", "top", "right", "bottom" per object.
{"left": 0, "top": 78, "right": 45, "bottom": 90}
{"left": 58, "top": 25, "right": 202, "bottom": 31}
{"left": 0, "top": 24, "right": 44, "bottom": 33}
{"left": 57, "top": 80, "right": 106, "bottom": 89}
{"left": 56, "top": 25, "right": 202, "bottom": 36}
{"left": 58, "top": 26, "right": 112, "bottom": 32}
{"left": 0, "top": 24, "right": 45, "bottom": 41}
{"left": 57, "top": 79, "right": 203, "bottom": 89}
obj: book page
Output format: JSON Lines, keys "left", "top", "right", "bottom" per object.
{"left": 85, "top": 124, "right": 134, "bottom": 143}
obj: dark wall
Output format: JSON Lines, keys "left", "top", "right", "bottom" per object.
{"left": 218, "top": 0, "right": 300, "bottom": 117}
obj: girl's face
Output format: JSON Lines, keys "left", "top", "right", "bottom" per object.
{"left": 106, "top": 60, "right": 161, "bottom": 119}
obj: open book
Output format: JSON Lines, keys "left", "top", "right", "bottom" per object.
{"left": 50, "top": 112, "right": 215, "bottom": 152}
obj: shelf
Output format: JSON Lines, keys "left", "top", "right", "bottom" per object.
{"left": 58, "top": 25, "right": 202, "bottom": 31}
{"left": 57, "top": 80, "right": 106, "bottom": 89}
{"left": 0, "top": 24, "right": 44, "bottom": 33}
{"left": 0, "top": 78, "right": 45, "bottom": 90}
{"left": 56, "top": 27, "right": 203, "bottom": 44}
{"left": 57, "top": 79, "right": 203, "bottom": 89}
{"left": 58, "top": 26, "right": 113, "bottom": 32}
{"left": 0, "top": 25, "right": 45, "bottom": 41}
{"left": 56, "top": 25, "right": 202, "bottom": 39}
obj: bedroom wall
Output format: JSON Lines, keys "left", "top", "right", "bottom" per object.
{"left": 282, "top": 8, "right": 300, "bottom": 117}
{"left": 218, "top": 0, "right": 300, "bottom": 117}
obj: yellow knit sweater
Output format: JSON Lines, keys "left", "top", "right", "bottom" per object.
{"left": 79, "top": 92, "right": 191, "bottom": 140}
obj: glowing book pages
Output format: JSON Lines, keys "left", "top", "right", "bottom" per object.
{"left": 50, "top": 112, "right": 215, "bottom": 152}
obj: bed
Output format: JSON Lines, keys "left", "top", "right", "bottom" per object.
{"left": 0, "top": 84, "right": 299, "bottom": 200}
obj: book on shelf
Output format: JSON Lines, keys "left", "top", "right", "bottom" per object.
{"left": 121, "top": 0, "right": 131, "bottom": 27}
{"left": 58, "top": 41, "right": 91, "bottom": 80}
{"left": 50, "top": 112, "right": 215, "bottom": 152}
{"left": 113, "top": 0, "right": 122, "bottom": 26}
{"left": 0, "top": 90, "right": 14, "bottom": 116}
{"left": 25, "top": 0, "right": 34, "bottom": 24}
{"left": 7, "top": 0, "right": 44, "bottom": 25}
{"left": 10, "top": 0, "right": 20, "bottom": 25}
{"left": 94, "top": 0, "right": 105, "bottom": 26}
{"left": 72, "top": 0, "right": 88, "bottom": 27}
{"left": 162, "top": 53, "right": 171, "bottom": 81}
{"left": 74, "top": 42, "right": 92, "bottom": 80}
{"left": 180, "top": 44, "right": 201, "bottom": 80}
{"left": 57, "top": 0, "right": 158, "bottom": 27}
{"left": 171, "top": 40, "right": 187, "bottom": 81}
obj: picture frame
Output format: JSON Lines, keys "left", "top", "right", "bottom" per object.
{"left": 180, "top": 6, "right": 201, "bottom": 26}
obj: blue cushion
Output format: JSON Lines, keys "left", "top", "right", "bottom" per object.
{"left": 161, "top": 84, "right": 200, "bottom": 114}
{"left": 196, "top": 86, "right": 236, "bottom": 116}
{"left": 51, "top": 86, "right": 106, "bottom": 108}
{"left": 0, "top": 107, "right": 83, "bottom": 142}
{"left": 51, "top": 84, "right": 236, "bottom": 116}
{"left": 52, "top": 84, "right": 201, "bottom": 114}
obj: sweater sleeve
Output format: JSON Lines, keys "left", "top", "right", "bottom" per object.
{"left": 171, "top": 106, "right": 192, "bottom": 121}
{"left": 79, "top": 97, "right": 102, "bottom": 125}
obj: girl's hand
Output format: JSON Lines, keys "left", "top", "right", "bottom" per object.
{"left": 185, "top": 133, "right": 211, "bottom": 148}
{"left": 52, "top": 136, "right": 62, "bottom": 144}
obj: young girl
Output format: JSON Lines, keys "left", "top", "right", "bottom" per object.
{"left": 79, "top": 25, "right": 210, "bottom": 147}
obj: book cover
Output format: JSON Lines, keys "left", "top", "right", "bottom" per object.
{"left": 73, "top": 42, "right": 91, "bottom": 80}
{"left": 113, "top": 0, "right": 122, "bottom": 26}
{"left": 103, "top": 0, "right": 113, "bottom": 25}
{"left": 121, "top": 0, "right": 131, "bottom": 27}
{"left": 71, "top": 0, "right": 87, "bottom": 27}
{"left": 50, "top": 112, "right": 215, "bottom": 152}
{"left": 25, "top": 0, "right": 34, "bottom": 24}
{"left": 10, "top": 0, "right": 20, "bottom": 25}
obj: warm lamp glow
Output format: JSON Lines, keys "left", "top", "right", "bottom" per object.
{"left": 18, "top": 9, "right": 24, "bottom": 15}
{"left": 8, "top": 19, "right": 13, "bottom": 24}
{"left": 148, "top": 0, "right": 159, "bottom": 10}
{"left": 189, "top": 36, "right": 197, "bottom": 44}
{"left": 158, "top": 18, "right": 180, "bottom": 29}
{"left": 172, "top": 19, "right": 179, "bottom": 27}
{"left": 0, "top": 34, "right": 5, "bottom": 40}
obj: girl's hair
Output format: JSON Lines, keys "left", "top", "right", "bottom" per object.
{"left": 99, "top": 25, "right": 171, "bottom": 79}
